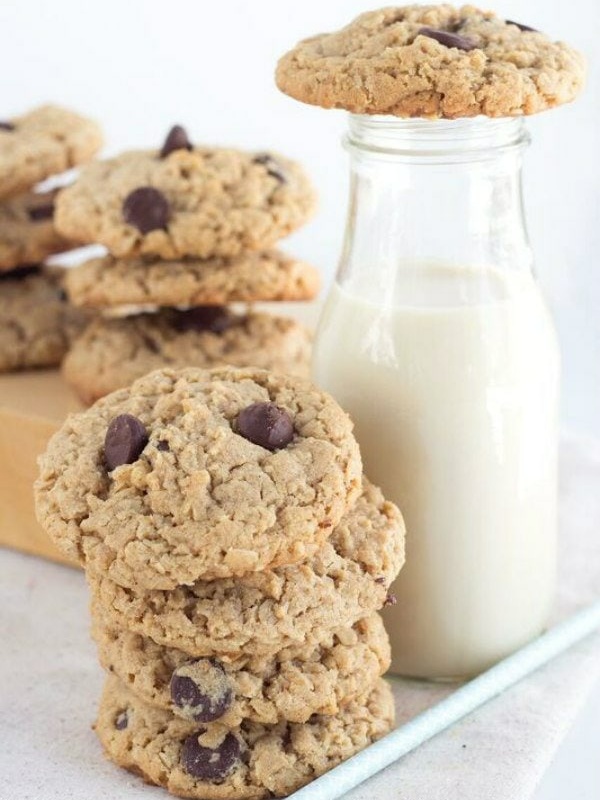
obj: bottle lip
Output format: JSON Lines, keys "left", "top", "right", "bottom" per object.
{"left": 345, "top": 114, "right": 530, "bottom": 161}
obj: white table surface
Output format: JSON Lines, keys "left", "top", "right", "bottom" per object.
{"left": 1, "top": 436, "right": 599, "bottom": 800}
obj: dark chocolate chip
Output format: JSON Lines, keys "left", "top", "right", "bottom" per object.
{"left": 418, "top": 27, "right": 476, "bottom": 51}
{"left": 236, "top": 402, "right": 294, "bottom": 451}
{"left": 0, "top": 265, "right": 40, "bottom": 282}
{"left": 253, "top": 153, "right": 287, "bottom": 183}
{"left": 140, "top": 331, "right": 159, "bottom": 354}
{"left": 384, "top": 593, "right": 397, "bottom": 607}
{"left": 171, "top": 306, "right": 234, "bottom": 334}
{"left": 114, "top": 710, "right": 129, "bottom": 730}
{"left": 505, "top": 19, "right": 538, "bottom": 32}
{"left": 181, "top": 730, "right": 242, "bottom": 781}
{"left": 0, "top": 121, "right": 14, "bottom": 131}
{"left": 122, "top": 187, "right": 170, "bottom": 234}
{"left": 28, "top": 203, "right": 54, "bottom": 221}
{"left": 156, "top": 440, "right": 170, "bottom": 452}
{"left": 170, "top": 659, "right": 233, "bottom": 722}
{"left": 160, "top": 125, "right": 193, "bottom": 158}
{"left": 104, "top": 414, "right": 148, "bottom": 471}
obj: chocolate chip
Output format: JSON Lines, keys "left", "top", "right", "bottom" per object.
{"left": 505, "top": 19, "right": 538, "bottom": 32}
{"left": 0, "top": 121, "right": 14, "bottom": 131}
{"left": 253, "top": 153, "right": 287, "bottom": 183}
{"left": 122, "top": 187, "right": 170, "bottom": 234}
{"left": 160, "top": 125, "right": 193, "bottom": 158}
{"left": 28, "top": 203, "right": 54, "bottom": 221}
{"left": 384, "top": 593, "right": 397, "bottom": 607}
{"left": 114, "top": 710, "right": 129, "bottom": 730}
{"left": 139, "top": 331, "right": 159, "bottom": 354}
{"left": 236, "top": 402, "right": 294, "bottom": 451}
{"left": 418, "top": 27, "right": 476, "bottom": 51}
{"left": 171, "top": 306, "right": 234, "bottom": 334}
{"left": 104, "top": 414, "right": 148, "bottom": 471}
{"left": 170, "top": 659, "right": 233, "bottom": 722}
{"left": 156, "top": 440, "right": 170, "bottom": 452}
{"left": 0, "top": 265, "right": 40, "bottom": 282}
{"left": 181, "top": 730, "right": 242, "bottom": 781}
{"left": 375, "top": 576, "right": 386, "bottom": 585}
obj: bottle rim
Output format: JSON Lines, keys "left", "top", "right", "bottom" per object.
{"left": 345, "top": 114, "right": 530, "bottom": 161}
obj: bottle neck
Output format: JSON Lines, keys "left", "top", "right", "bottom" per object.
{"left": 339, "top": 115, "right": 533, "bottom": 290}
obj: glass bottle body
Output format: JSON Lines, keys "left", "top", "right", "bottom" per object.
{"left": 312, "top": 117, "right": 559, "bottom": 679}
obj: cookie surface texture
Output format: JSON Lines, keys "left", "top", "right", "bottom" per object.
{"left": 275, "top": 5, "right": 585, "bottom": 117}
{"left": 35, "top": 366, "right": 363, "bottom": 588}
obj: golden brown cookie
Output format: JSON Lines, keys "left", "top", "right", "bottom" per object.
{"left": 0, "top": 105, "right": 102, "bottom": 199}
{"left": 35, "top": 366, "right": 363, "bottom": 589}
{"left": 88, "top": 478, "right": 404, "bottom": 658}
{"left": 0, "top": 266, "right": 89, "bottom": 372}
{"left": 62, "top": 309, "right": 312, "bottom": 405}
{"left": 54, "top": 127, "right": 316, "bottom": 259}
{"left": 92, "top": 614, "right": 390, "bottom": 727}
{"left": 276, "top": 5, "right": 585, "bottom": 118}
{"left": 64, "top": 250, "right": 320, "bottom": 309}
{"left": 0, "top": 189, "right": 74, "bottom": 271}
{"left": 95, "top": 674, "right": 394, "bottom": 800}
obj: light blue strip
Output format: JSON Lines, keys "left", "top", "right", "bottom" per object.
{"left": 290, "top": 599, "right": 600, "bottom": 800}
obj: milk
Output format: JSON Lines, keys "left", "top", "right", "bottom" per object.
{"left": 312, "top": 263, "right": 559, "bottom": 679}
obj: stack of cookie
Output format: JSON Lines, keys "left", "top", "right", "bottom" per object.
{"left": 35, "top": 366, "right": 405, "bottom": 798}
{"left": 0, "top": 105, "right": 102, "bottom": 373}
{"left": 55, "top": 124, "right": 320, "bottom": 405}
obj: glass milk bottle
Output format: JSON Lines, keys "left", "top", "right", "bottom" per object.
{"left": 312, "top": 116, "right": 559, "bottom": 680}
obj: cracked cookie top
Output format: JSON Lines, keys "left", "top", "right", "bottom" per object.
{"left": 54, "top": 131, "right": 317, "bottom": 259}
{"left": 276, "top": 5, "right": 585, "bottom": 118}
{"left": 88, "top": 478, "right": 405, "bottom": 658}
{"left": 35, "top": 366, "right": 362, "bottom": 589}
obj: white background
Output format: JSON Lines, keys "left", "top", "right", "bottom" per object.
{"left": 0, "top": 1, "right": 598, "bottom": 797}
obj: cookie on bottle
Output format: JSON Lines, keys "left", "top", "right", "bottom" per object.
{"left": 276, "top": 5, "right": 585, "bottom": 117}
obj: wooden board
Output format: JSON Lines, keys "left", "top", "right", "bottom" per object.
{"left": 0, "top": 369, "right": 84, "bottom": 566}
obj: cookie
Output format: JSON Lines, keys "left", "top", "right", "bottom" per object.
{"left": 0, "top": 189, "right": 74, "bottom": 271}
{"left": 275, "top": 5, "right": 585, "bottom": 118}
{"left": 88, "top": 478, "right": 404, "bottom": 658}
{"left": 62, "top": 309, "right": 313, "bottom": 405}
{"left": 96, "top": 674, "right": 394, "bottom": 800}
{"left": 35, "top": 366, "right": 363, "bottom": 589}
{"left": 0, "top": 266, "right": 89, "bottom": 372}
{"left": 64, "top": 250, "right": 320, "bottom": 309}
{"left": 54, "top": 128, "right": 316, "bottom": 259}
{"left": 0, "top": 105, "right": 102, "bottom": 200}
{"left": 92, "top": 613, "right": 390, "bottom": 727}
